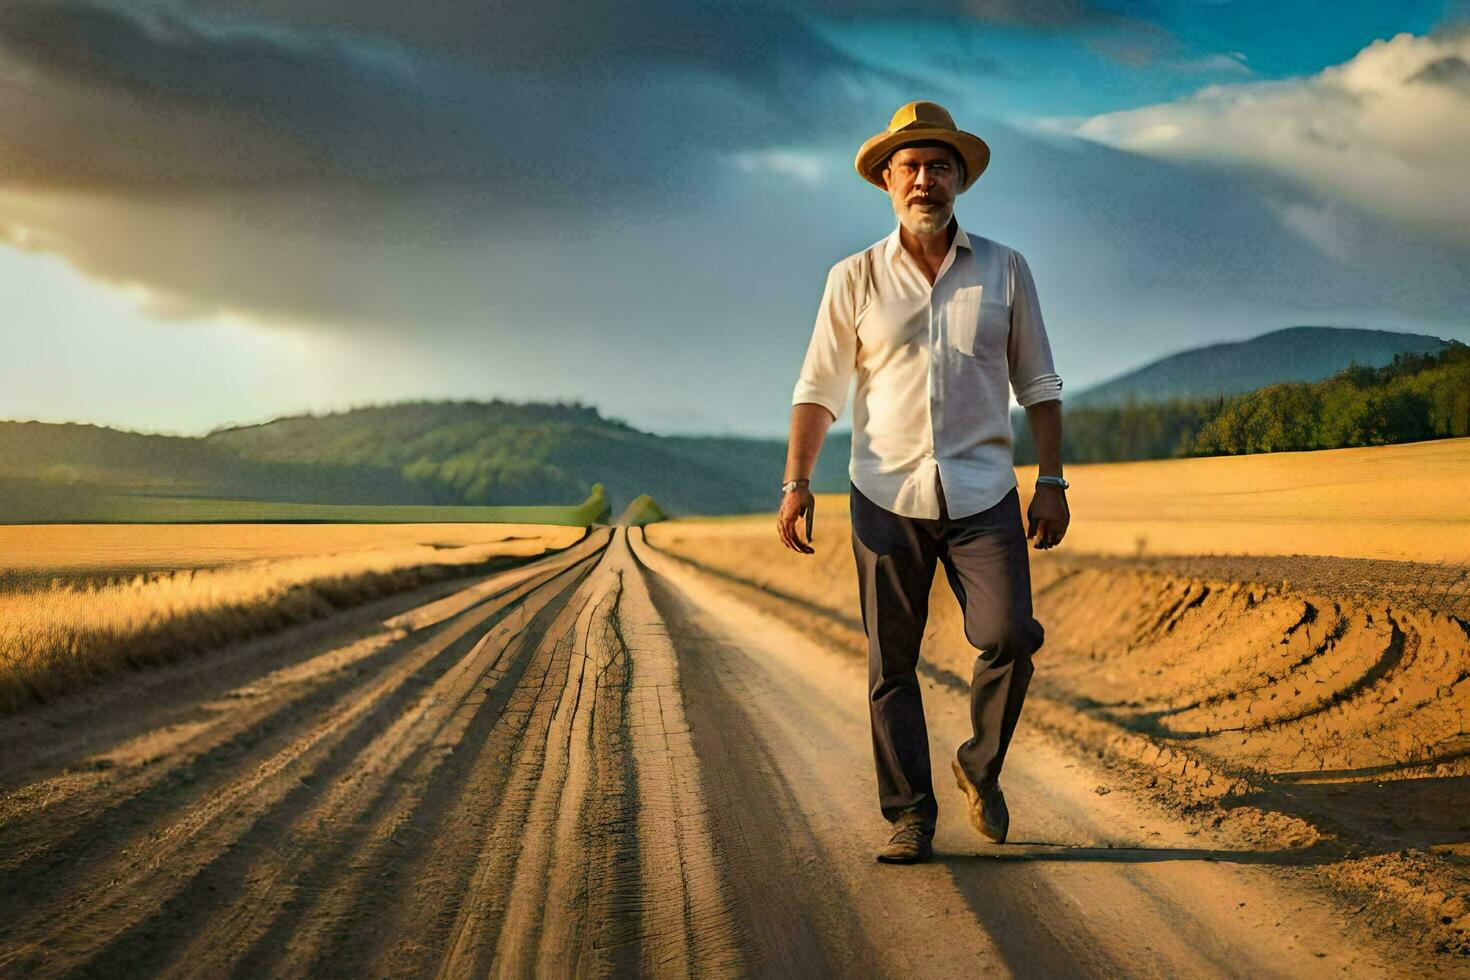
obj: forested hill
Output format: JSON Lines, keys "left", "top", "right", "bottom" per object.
{"left": 203, "top": 400, "right": 827, "bottom": 515}
{"left": 1015, "top": 342, "right": 1470, "bottom": 464}
{"left": 1068, "top": 326, "right": 1451, "bottom": 408}
{"left": 0, "top": 401, "right": 846, "bottom": 519}
{"left": 0, "top": 420, "right": 423, "bottom": 504}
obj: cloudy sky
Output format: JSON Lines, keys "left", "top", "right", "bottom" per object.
{"left": 3, "top": 0, "right": 1468, "bottom": 437}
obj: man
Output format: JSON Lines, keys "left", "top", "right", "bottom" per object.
{"left": 778, "top": 101, "right": 1069, "bottom": 864}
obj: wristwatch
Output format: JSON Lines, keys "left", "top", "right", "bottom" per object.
{"left": 781, "top": 479, "right": 810, "bottom": 494}
{"left": 1036, "top": 475, "right": 1070, "bottom": 490}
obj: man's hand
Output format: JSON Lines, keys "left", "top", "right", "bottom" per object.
{"left": 1026, "top": 484, "right": 1069, "bottom": 550}
{"left": 777, "top": 488, "right": 816, "bottom": 555}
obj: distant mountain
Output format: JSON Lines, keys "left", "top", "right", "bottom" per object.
{"left": 1066, "top": 326, "right": 1452, "bottom": 408}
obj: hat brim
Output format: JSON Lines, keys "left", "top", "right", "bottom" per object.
{"left": 855, "top": 128, "right": 991, "bottom": 192}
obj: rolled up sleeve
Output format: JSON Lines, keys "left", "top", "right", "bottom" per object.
{"left": 791, "top": 261, "right": 857, "bottom": 422}
{"left": 1007, "top": 249, "right": 1064, "bottom": 407}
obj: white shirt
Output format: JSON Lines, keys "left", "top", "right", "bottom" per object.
{"left": 792, "top": 220, "right": 1063, "bottom": 520}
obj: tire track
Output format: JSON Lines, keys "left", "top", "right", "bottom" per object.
{"left": 0, "top": 529, "right": 607, "bottom": 879}
{"left": 137, "top": 552, "right": 605, "bottom": 979}
{"left": 3, "top": 525, "right": 813, "bottom": 977}
{"left": 433, "top": 528, "right": 740, "bottom": 977}
{"left": 259, "top": 546, "right": 606, "bottom": 978}
{"left": 491, "top": 556, "right": 624, "bottom": 974}
{"left": 627, "top": 528, "right": 882, "bottom": 977}
{"left": 356, "top": 556, "right": 641, "bottom": 977}
{"left": 0, "top": 533, "right": 611, "bottom": 977}
{"left": 611, "top": 530, "right": 741, "bottom": 978}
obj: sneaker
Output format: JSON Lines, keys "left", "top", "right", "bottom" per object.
{"left": 952, "top": 758, "right": 1008, "bottom": 844}
{"left": 875, "top": 809, "right": 935, "bottom": 864}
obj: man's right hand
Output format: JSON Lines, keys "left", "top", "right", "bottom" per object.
{"left": 777, "top": 488, "right": 816, "bottom": 555}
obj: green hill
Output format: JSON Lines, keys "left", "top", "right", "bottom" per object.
{"left": 617, "top": 494, "right": 667, "bottom": 526}
{"left": 1015, "top": 342, "right": 1470, "bottom": 464}
{"left": 0, "top": 402, "right": 831, "bottom": 521}
{"left": 0, "top": 420, "right": 440, "bottom": 505}
{"left": 202, "top": 400, "right": 797, "bottom": 515}
{"left": 1067, "top": 326, "right": 1451, "bottom": 408}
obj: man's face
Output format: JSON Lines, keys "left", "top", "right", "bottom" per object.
{"left": 884, "top": 144, "right": 960, "bottom": 237}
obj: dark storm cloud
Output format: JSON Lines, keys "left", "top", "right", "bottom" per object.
{"left": 0, "top": 0, "right": 942, "bottom": 326}
{"left": 0, "top": 0, "right": 1176, "bottom": 199}
{"left": 0, "top": 0, "right": 1195, "bottom": 340}
{"left": 174, "top": 0, "right": 1152, "bottom": 65}
{"left": 0, "top": 0, "right": 926, "bottom": 199}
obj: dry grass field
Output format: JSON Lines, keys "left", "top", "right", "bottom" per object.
{"left": 1017, "top": 435, "right": 1470, "bottom": 562}
{"left": 0, "top": 523, "right": 584, "bottom": 712}
{"left": 0, "top": 522, "right": 579, "bottom": 583}
{"left": 769, "top": 436, "right": 1468, "bottom": 585}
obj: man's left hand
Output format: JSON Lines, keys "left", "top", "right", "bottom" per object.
{"left": 1026, "top": 484, "right": 1069, "bottom": 550}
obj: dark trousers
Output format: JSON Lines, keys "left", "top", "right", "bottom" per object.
{"left": 850, "top": 476, "right": 1044, "bottom": 824}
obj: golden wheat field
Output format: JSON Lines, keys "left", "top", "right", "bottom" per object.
{"left": 769, "top": 436, "right": 1467, "bottom": 564}
{"left": 0, "top": 523, "right": 585, "bottom": 711}
{"left": 1016, "top": 436, "right": 1470, "bottom": 562}
{"left": 0, "top": 522, "right": 583, "bottom": 578}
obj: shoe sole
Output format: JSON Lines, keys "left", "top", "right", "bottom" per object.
{"left": 875, "top": 846, "right": 932, "bottom": 865}
{"left": 952, "top": 759, "right": 1006, "bottom": 844}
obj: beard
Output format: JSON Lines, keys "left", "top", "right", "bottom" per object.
{"left": 894, "top": 199, "right": 953, "bottom": 237}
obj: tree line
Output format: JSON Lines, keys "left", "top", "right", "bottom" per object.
{"left": 1014, "top": 341, "right": 1470, "bottom": 464}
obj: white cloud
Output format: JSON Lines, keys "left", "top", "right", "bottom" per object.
{"left": 1046, "top": 31, "right": 1470, "bottom": 251}
{"left": 728, "top": 148, "right": 831, "bottom": 184}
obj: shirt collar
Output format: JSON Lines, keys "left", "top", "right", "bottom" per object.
{"left": 886, "top": 217, "right": 971, "bottom": 250}
{"left": 886, "top": 217, "right": 972, "bottom": 268}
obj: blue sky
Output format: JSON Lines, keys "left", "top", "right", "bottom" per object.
{"left": 2, "top": 0, "right": 1468, "bottom": 437}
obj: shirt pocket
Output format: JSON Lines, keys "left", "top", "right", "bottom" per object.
{"left": 980, "top": 299, "right": 1011, "bottom": 354}
{"left": 948, "top": 285, "right": 983, "bottom": 355}
{"left": 949, "top": 286, "right": 1010, "bottom": 358}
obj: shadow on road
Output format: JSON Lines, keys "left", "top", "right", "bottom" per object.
{"left": 939, "top": 844, "right": 1323, "bottom": 866}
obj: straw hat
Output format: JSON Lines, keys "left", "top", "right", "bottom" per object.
{"left": 855, "top": 100, "right": 991, "bottom": 193}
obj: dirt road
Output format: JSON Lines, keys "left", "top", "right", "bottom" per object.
{"left": 0, "top": 526, "right": 1440, "bottom": 977}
